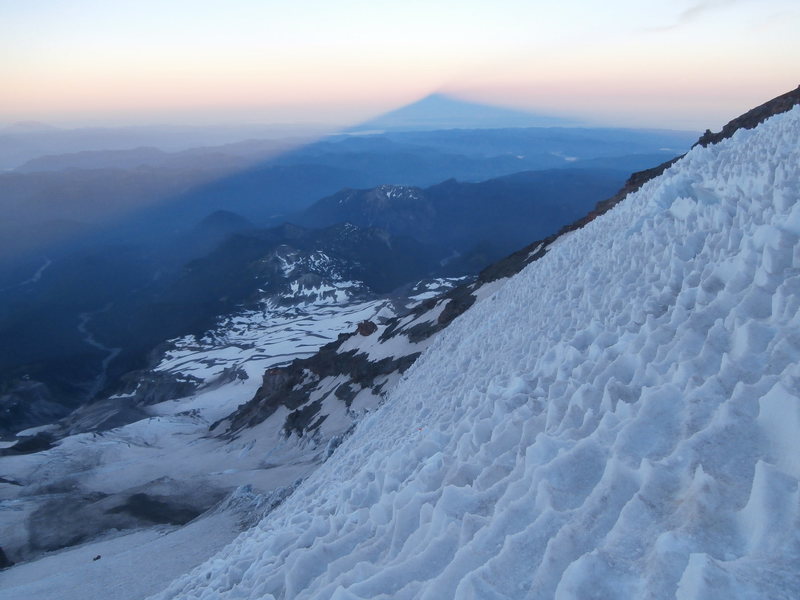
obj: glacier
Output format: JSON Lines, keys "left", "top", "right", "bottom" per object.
{"left": 150, "top": 106, "right": 800, "bottom": 599}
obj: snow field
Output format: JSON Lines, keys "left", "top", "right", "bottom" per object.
{"left": 156, "top": 294, "right": 392, "bottom": 385}
{"left": 152, "top": 107, "right": 800, "bottom": 599}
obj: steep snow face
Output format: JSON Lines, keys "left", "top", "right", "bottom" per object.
{"left": 154, "top": 108, "right": 800, "bottom": 599}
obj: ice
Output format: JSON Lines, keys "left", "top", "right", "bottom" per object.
{"left": 150, "top": 107, "right": 800, "bottom": 599}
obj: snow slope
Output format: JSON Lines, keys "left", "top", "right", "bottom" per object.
{"left": 153, "top": 107, "right": 800, "bottom": 599}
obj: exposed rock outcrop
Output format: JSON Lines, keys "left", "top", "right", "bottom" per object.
{"left": 696, "top": 84, "right": 800, "bottom": 147}
{"left": 0, "top": 546, "right": 13, "bottom": 569}
{"left": 356, "top": 320, "right": 378, "bottom": 336}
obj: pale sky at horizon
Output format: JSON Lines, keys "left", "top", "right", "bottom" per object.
{"left": 1, "top": 0, "right": 798, "bottom": 130}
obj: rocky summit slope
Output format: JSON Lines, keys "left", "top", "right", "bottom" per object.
{"left": 153, "top": 100, "right": 800, "bottom": 598}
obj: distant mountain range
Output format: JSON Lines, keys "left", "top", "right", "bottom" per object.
{"left": 13, "top": 139, "right": 303, "bottom": 172}
{"left": 299, "top": 169, "right": 623, "bottom": 266}
{"left": 0, "top": 121, "right": 60, "bottom": 134}
{"left": 0, "top": 123, "right": 695, "bottom": 268}
{"left": 0, "top": 95, "right": 576, "bottom": 168}
{"left": 0, "top": 123, "right": 329, "bottom": 171}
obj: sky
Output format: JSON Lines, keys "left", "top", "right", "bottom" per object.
{"left": 1, "top": 0, "right": 798, "bottom": 130}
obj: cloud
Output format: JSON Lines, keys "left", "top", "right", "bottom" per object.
{"left": 647, "top": 0, "right": 741, "bottom": 32}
